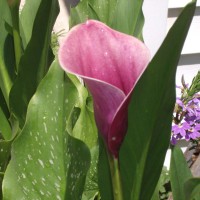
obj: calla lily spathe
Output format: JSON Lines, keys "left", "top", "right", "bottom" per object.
{"left": 59, "top": 20, "right": 150, "bottom": 157}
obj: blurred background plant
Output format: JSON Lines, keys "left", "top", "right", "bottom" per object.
{"left": 171, "top": 71, "right": 200, "bottom": 145}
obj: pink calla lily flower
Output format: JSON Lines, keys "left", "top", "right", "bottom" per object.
{"left": 59, "top": 20, "right": 150, "bottom": 157}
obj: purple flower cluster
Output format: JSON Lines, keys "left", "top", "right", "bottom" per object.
{"left": 171, "top": 95, "right": 200, "bottom": 145}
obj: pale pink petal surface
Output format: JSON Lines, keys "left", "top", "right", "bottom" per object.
{"left": 59, "top": 20, "right": 150, "bottom": 157}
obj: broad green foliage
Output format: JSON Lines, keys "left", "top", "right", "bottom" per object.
{"left": 69, "top": 0, "right": 144, "bottom": 38}
{"left": 0, "top": 141, "right": 12, "bottom": 173}
{"left": 19, "top": 0, "right": 42, "bottom": 48}
{"left": 170, "top": 146, "right": 192, "bottom": 200}
{"left": 184, "top": 178, "right": 200, "bottom": 200}
{"left": 98, "top": 138, "right": 113, "bottom": 200}
{"left": 0, "top": 1, "right": 15, "bottom": 196}
{"left": 119, "top": 1, "right": 197, "bottom": 200}
{"left": 151, "top": 167, "right": 170, "bottom": 200}
{"left": 111, "top": 0, "right": 144, "bottom": 38}
{"left": 0, "top": 89, "right": 9, "bottom": 121}
{"left": 3, "top": 61, "right": 91, "bottom": 199}
{"left": 0, "top": 0, "right": 198, "bottom": 199}
{"left": 9, "top": 0, "right": 59, "bottom": 127}
{"left": 0, "top": 0, "right": 15, "bottom": 106}
{"left": 89, "top": 0, "right": 117, "bottom": 25}
{"left": 66, "top": 74, "right": 98, "bottom": 149}
{"left": 0, "top": 108, "right": 11, "bottom": 140}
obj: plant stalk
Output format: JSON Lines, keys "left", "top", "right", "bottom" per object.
{"left": 107, "top": 152, "right": 124, "bottom": 200}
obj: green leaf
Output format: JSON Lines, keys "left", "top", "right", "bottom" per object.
{"left": 0, "top": 88, "right": 9, "bottom": 120}
{"left": 65, "top": 75, "right": 99, "bottom": 199}
{"left": 9, "top": 0, "right": 59, "bottom": 127}
{"left": 69, "top": 0, "right": 91, "bottom": 28}
{"left": 0, "top": 0, "right": 15, "bottom": 106}
{"left": 170, "top": 146, "right": 192, "bottom": 200}
{"left": 3, "top": 60, "right": 91, "bottom": 199}
{"left": 98, "top": 137, "right": 113, "bottom": 200}
{"left": 184, "top": 178, "right": 200, "bottom": 200}
{"left": 88, "top": 0, "right": 117, "bottom": 25}
{"left": 67, "top": 74, "right": 98, "bottom": 149}
{"left": 111, "top": 0, "right": 144, "bottom": 38}
{"left": 0, "top": 172, "right": 3, "bottom": 199}
{"left": 70, "top": 0, "right": 144, "bottom": 38}
{"left": 0, "top": 107, "right": 12, "bottom": 140}
{"left": 151, "top": 167, "right": 170, "bottom": 200}
{"left": 119, "top": 1, "right": 196, "bottom": 200}
{"left": 0, "top": 141, "right": 12, "bottom": 173}
{"left": 0, "top": 139, "right": 12, "bottom": 200}
{"left": 65, "top": 135, "right": 91, "bottom": 200}
{"left": 19, "top": 0, "right": 41, "bottom": 48}
{"left": 82, "top": 146, "right": 99, "bottom": 200}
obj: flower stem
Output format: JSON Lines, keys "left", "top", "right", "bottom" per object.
{"left": 107, "top": 152, "right": 124, "bottom": 200}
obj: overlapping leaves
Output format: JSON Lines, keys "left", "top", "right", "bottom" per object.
{"left": 3, "top": 61, "right": 91, "bottom": 199}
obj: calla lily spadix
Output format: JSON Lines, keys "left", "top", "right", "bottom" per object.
{"left": 59, "top": 20, "right": 150, "bottom": 158}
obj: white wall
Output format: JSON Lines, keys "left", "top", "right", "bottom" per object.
{"left": 143, "top": 0, "right": 168, "bottom": 56}
{"left": 168, "top": 0, "right": 200, "bottom": 87}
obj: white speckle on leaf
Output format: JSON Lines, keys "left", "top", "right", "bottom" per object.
{"left": 23, "top": 186, "right": 29, "bottom": 192}
{"left": 32, "top": 179, "right": 37, "bottom": 185}
{"left": 50, "top": 144, "right": 55, "bottom": 150}
{"left": 35, "top": 136, "right": 38, "bottom": 142}
{"left": 49, "top": 159, "right": 54, "bottom": 165}
{"left": 38, "top": 159, "right": 45, "bottom": 168}
{"left": 40, "top": 190, "right": 45, "bottom": 195}
{"left": 28, "top": 154, "right": 33, "bottom": 160}
{"left": 51, "top": 135, "right": 55, "bottom": 141}
{"left": 42, "top": 182, "right": 46, "bottom": 187}
{"left": 22, "top": 173, "right": 26, "bottom": 179}
{"left": 50, "top": 151, "right": 55, "bottom": 159}
{"left": 54, "top": 183, "right": 60, "bottom": 188}
{"left": 56, "top": 195, "right": 62, "bottom": 200}
{"left": 41, "top": 177, "right": 46, "bottom": 182}
{"left": 43, "top": 122, "right": 47, "bottom": 133}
